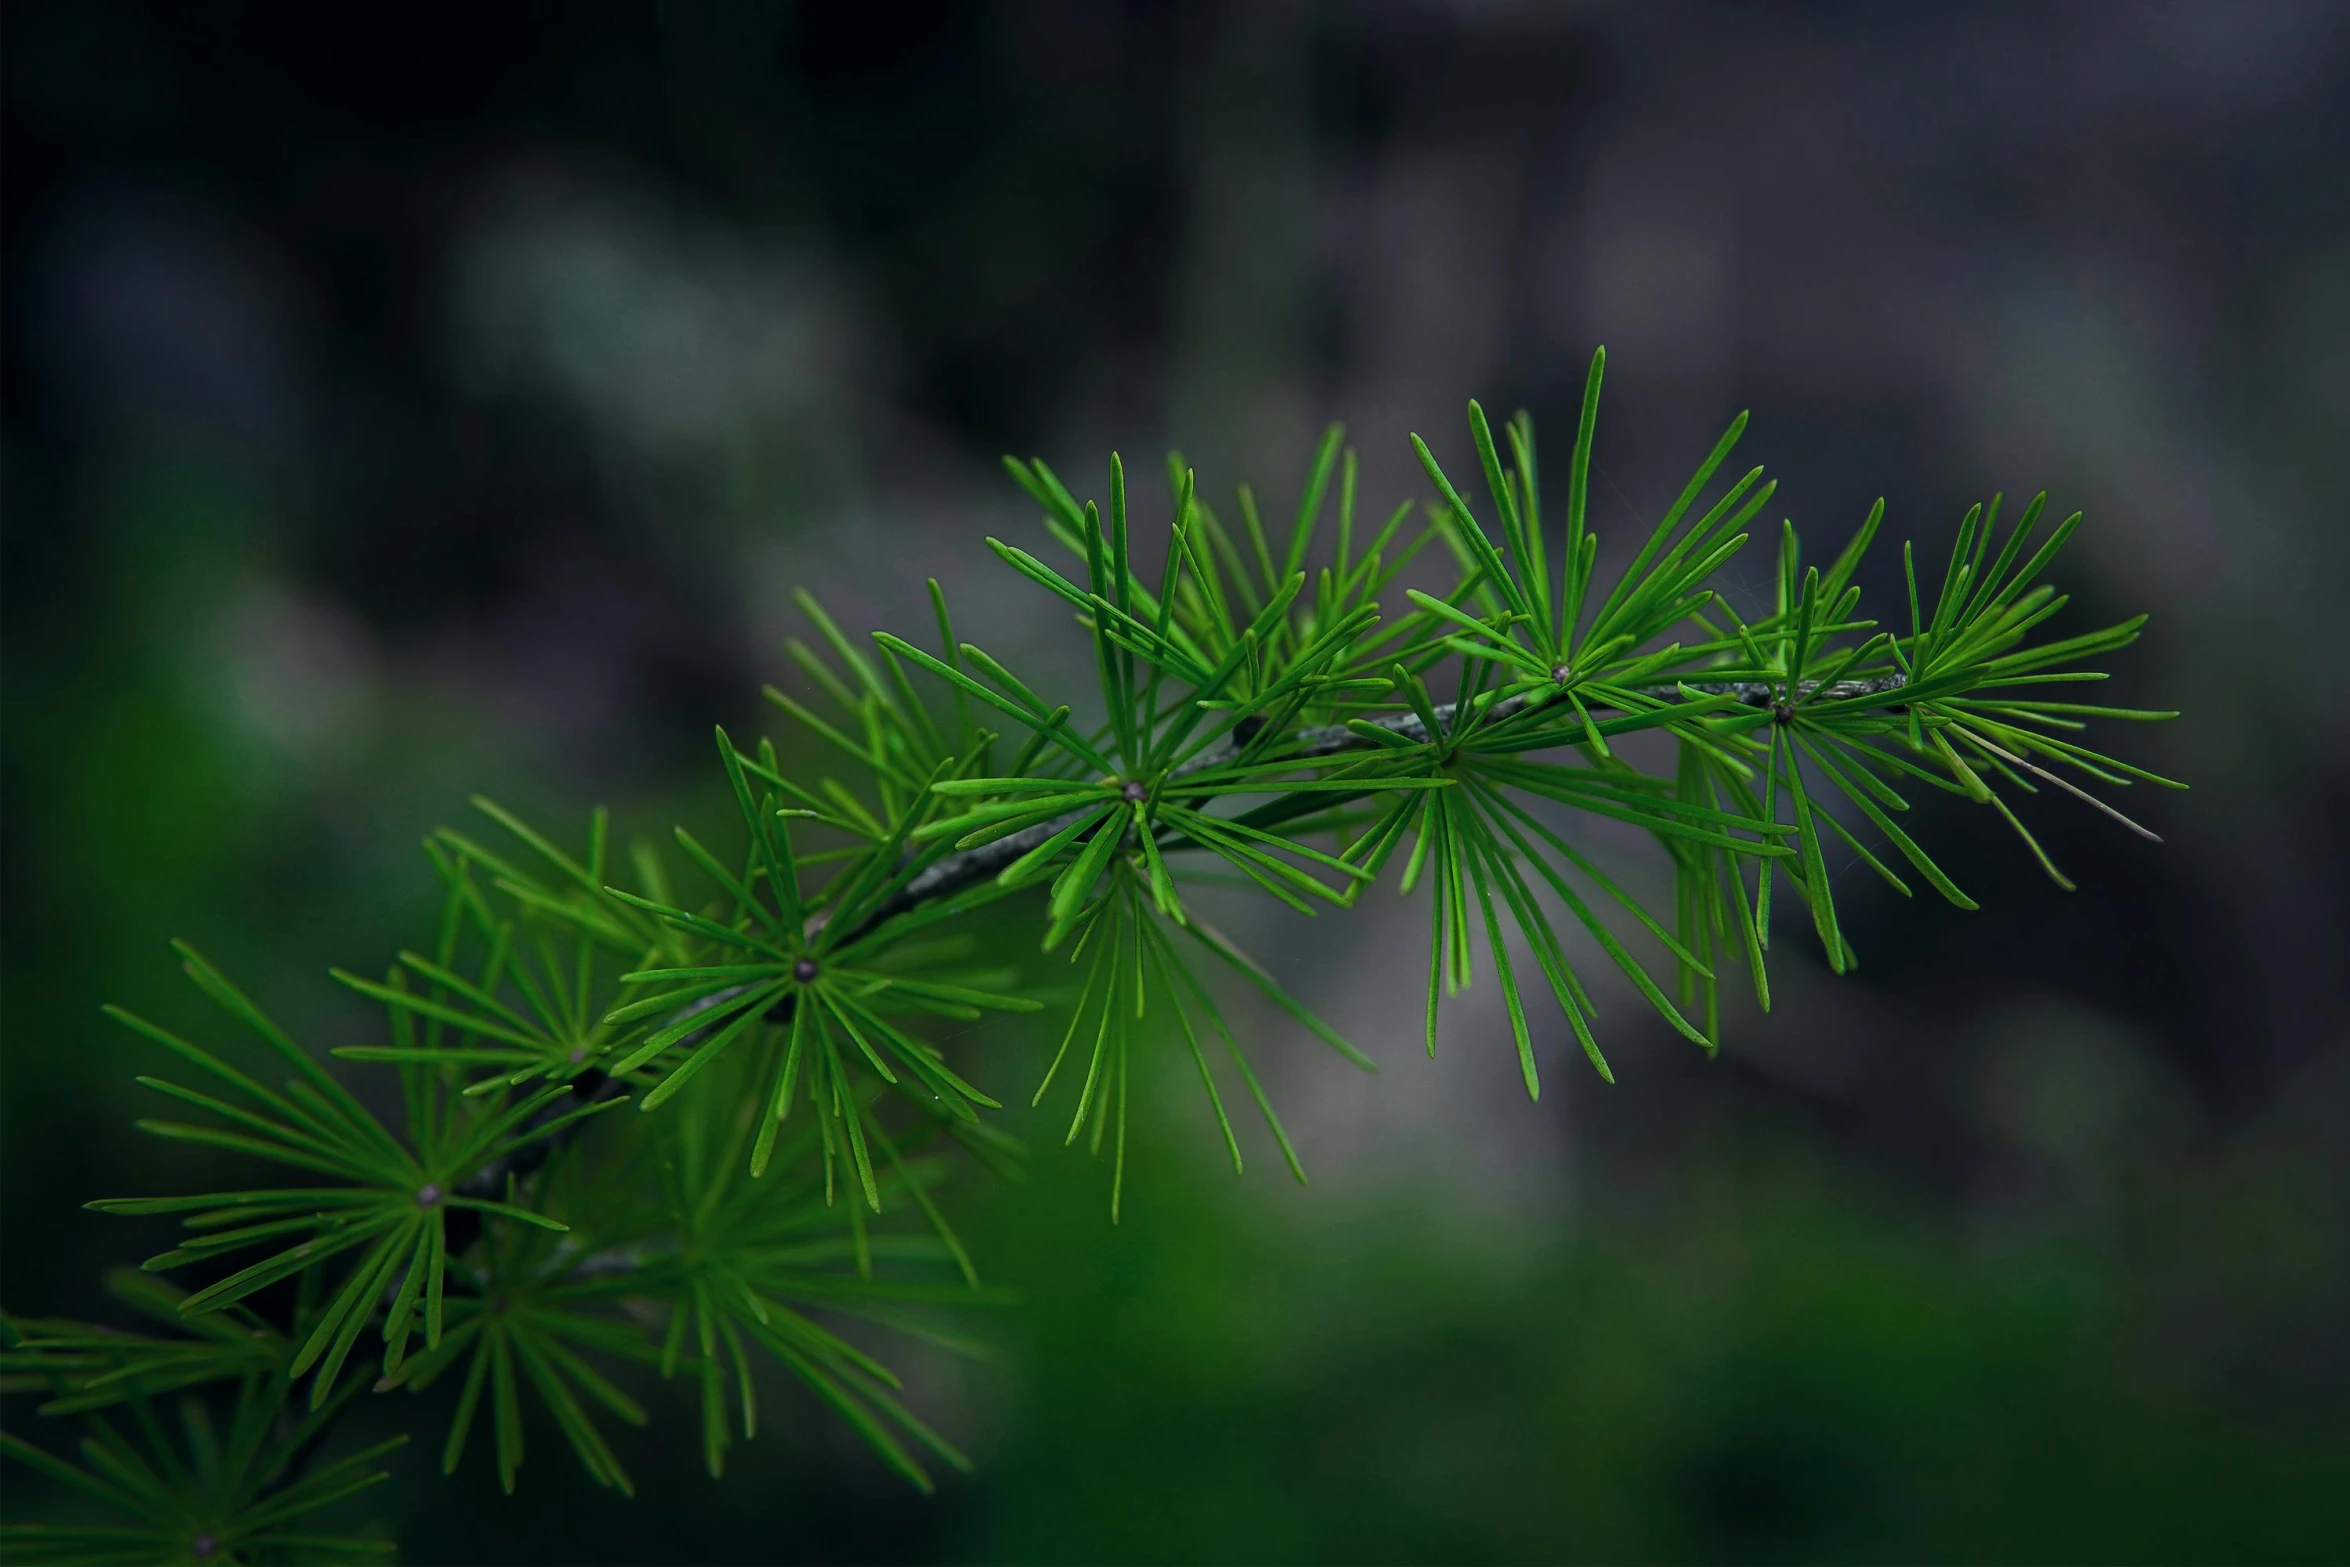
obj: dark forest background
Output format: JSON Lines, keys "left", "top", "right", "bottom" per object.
{"left": 5, "top": 2, "right": 2347, "bottom": 1561}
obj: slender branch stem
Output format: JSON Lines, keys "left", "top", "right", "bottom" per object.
{"left": 863, "top": 672, "right": 1906, "bottom": 936}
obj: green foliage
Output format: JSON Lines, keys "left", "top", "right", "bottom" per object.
{"left": 2, "top": 349, "right": 2178, "bottom": 1557}
{"left": 3, "top": 1274, "right": 402, "bottom": 1564}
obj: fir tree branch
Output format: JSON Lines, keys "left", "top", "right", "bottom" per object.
{"left": 38, "top": 361, "right": 2182, "bottom": 1546}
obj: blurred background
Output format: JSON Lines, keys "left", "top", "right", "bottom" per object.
{"left": 5, "top": 1, "right": 2347, "bottom": 1560}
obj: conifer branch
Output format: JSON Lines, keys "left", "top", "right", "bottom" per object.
{"left": 13, "top": 348, "right": 2177, "bottom": 1551}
